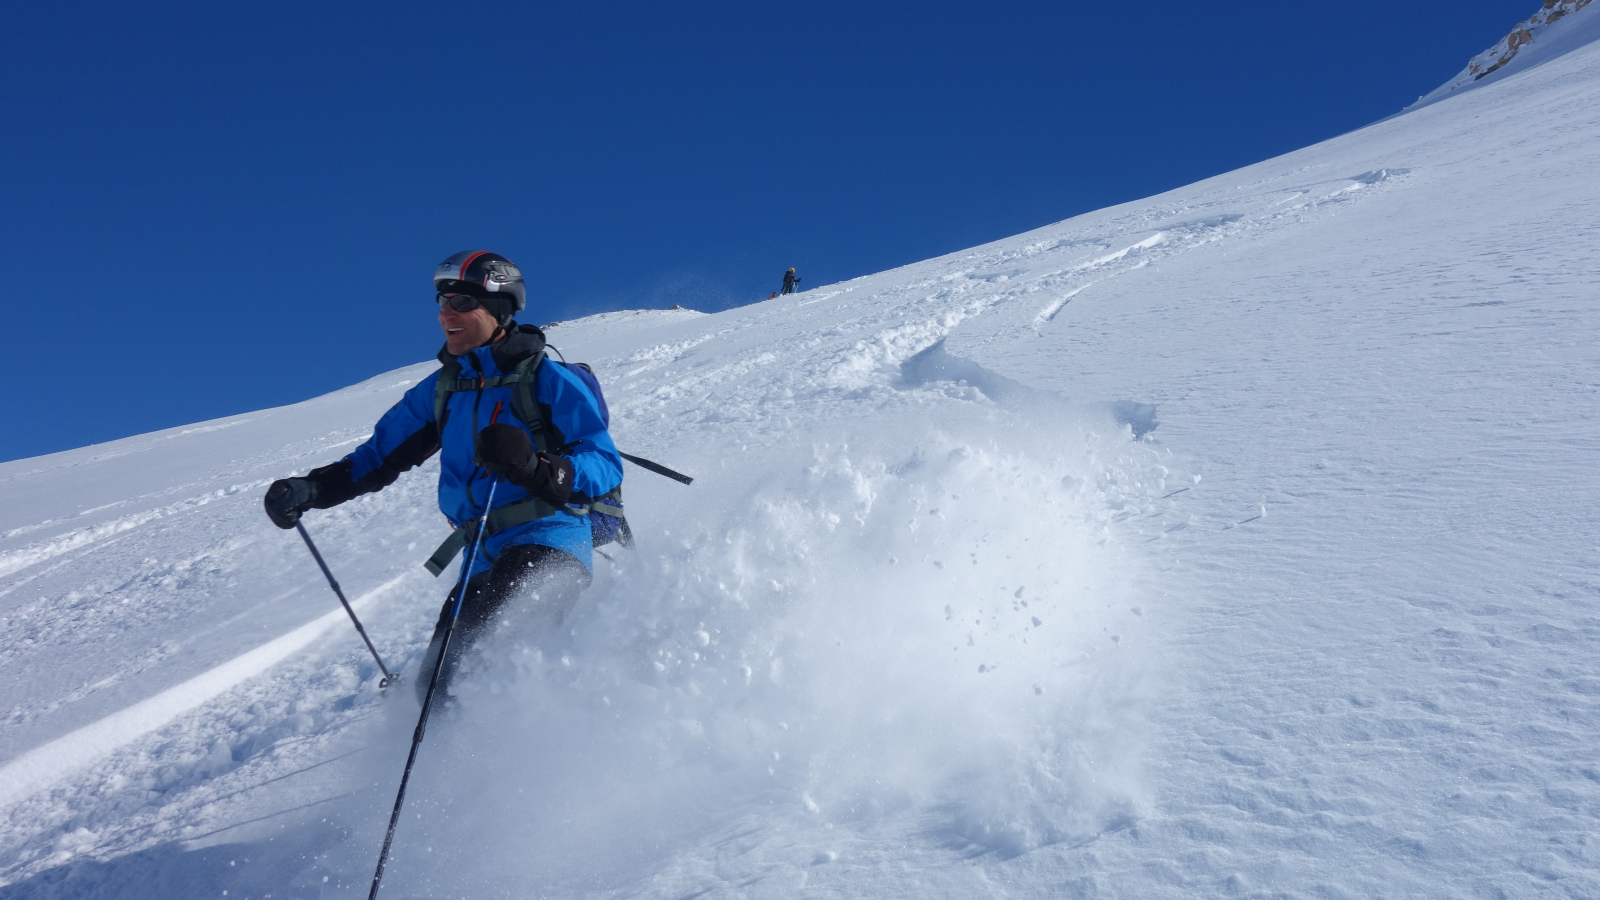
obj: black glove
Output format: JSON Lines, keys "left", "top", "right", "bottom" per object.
{"left": 476, "top": 424, "right": 573, "bottom": 506}
{"left": 526, "top": 452, "right": 574, "bottom": 506}
{"left": 476, "top": 423, "right": 533, "bottom": 476}
{"left": 264, "top": 478, "right": 319, "bottom": 529}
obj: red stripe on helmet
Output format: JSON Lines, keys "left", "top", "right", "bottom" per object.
{"left": 456, "top": 250, "right": 490, "bottom": 289}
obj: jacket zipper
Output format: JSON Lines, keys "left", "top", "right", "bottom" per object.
{"left": 462, "top": 355, "right": 488, "bottom": 519}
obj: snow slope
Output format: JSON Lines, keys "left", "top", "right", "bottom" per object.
{"left": 2, "top": 22, "right": 1598, "bottom": 900}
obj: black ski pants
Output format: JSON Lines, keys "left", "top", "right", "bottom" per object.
{"left": 415, "top": 542, "right": 590, "bottom": 705}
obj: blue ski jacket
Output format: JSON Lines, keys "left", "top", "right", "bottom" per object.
{"left": 308, "top": 325, "right": 621, "bottom": 575}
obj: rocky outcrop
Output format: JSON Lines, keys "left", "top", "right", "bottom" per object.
{"left": 1406, "top": 0, "right": 1596, "bottom": 109}
{"left": 1461, "top": 0, "right": 1591, "bottom": 83}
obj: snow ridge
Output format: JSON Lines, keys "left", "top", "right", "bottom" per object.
{"left": 1408, "top": 0, "right": 1599, "bottom": 109}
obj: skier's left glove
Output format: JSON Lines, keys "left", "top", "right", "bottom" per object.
{"left": 477, "top": 424, "right": 574, "bottom": 507}
{"left": 476, "top": 423, "right": 534, "bottom": 476}
{"left": 524, "top": 452, "right": 574, "bottom": 507}
{"left": 264, "top": 478, "right": 319, "bottom": 529}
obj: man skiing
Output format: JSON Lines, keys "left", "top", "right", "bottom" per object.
{"left": 780, "top": 267, "right": 801, "bottom": 295}
{"left": 263, "top": 250, "right": 622, "bottom": 702}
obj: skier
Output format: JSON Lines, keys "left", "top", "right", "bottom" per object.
{"left": 780, "top": 267, "right": 801, "bottom": 295}
{"left": 263, "top": 250, "right": 622, "bottom": 703}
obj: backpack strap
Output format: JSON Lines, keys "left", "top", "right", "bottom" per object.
{"left": 433, "top": 356, "right": 462, "bottom": 431}
{"left": 434, "top": 353, "right": 550, "bottom": 450}
{"left": 589, "top": 492, "right": 624, "bottom": 519}
{"left": 423, "top": 491, "right": 583, "bottom": 576}
{"left": 507, "top": 354, "right": 549, "bottom": 453}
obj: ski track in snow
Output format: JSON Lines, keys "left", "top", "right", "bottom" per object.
{"left": 0, "top": 482, "right": 272, "bottom": 581}
{"left": 0, "top": 573, "right": 408, "bottom": 809}
{"left": 1, "top": 17, "right": 1600, "bottom": 899}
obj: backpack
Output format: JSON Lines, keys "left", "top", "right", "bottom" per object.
{"left": 547, "top": 358, "right": 632, "bottom": 549}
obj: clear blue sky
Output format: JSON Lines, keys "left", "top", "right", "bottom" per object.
{"left": 2, "top": 0, "right": 1532, "bottom": 462}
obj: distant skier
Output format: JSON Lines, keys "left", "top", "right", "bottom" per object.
{"left": 263, "top": 250, "right": 622, "bottom": 704}
{"left": 780, "top": 267, "right": 801, "bottom": 295}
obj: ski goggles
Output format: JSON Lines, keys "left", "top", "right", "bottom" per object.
{"left": 436, "top": 292, "right": 485, "bottom": 313}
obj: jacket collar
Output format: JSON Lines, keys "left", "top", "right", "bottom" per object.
{"left": 436, "top": 322, "right": 547, "bottom": 375}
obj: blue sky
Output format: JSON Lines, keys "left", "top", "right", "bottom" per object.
{"left": 2, "top": 0, "right": 1533, "bottom": 462}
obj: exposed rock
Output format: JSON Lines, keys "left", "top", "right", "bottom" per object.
{"left": 1462, "top": 0, "right": 1591, "bottom": 83}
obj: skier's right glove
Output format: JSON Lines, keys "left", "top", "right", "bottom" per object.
{"left": 264, "top": 478, "right": 319, "bottom": 529}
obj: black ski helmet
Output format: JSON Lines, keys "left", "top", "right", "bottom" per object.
{"left": 434, "top": 250, "right": 526, "bottom": 324}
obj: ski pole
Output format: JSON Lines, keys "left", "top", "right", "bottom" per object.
{"left": 369, "top": 478, "right": 499, "bottom": 900}
{"left": 619, "top": 451, "right": 695, "bottom": 485}
{"left": 296, "top": 521, "right": 398, "bottom": 689}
